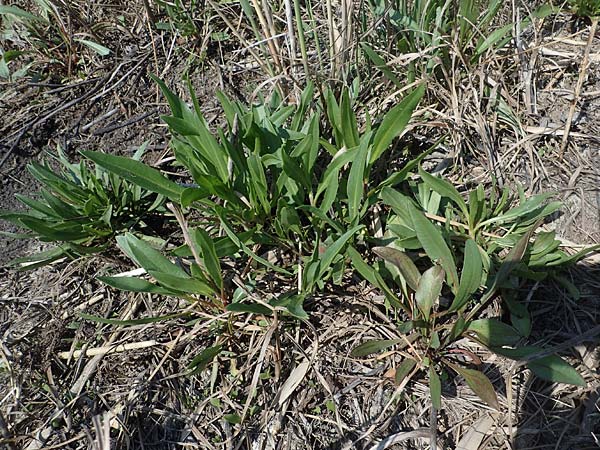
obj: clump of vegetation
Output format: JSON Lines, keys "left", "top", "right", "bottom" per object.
{"left": 0, "top": 146, "right": 165, "bottom": 268}
{"left": 350, "top": 172, "right": 592, "bottom": 410}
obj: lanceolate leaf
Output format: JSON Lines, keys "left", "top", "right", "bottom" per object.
{"left": 418, "top": 166, "right": 468, "bottom": 218}
{"left": 351, "top": 339, "right": 403, "bottom": 357}
{"left": 429, "top": 366, "right": 442, "bottom": 410}
{"left": 466, "top": 318, "right": 521, "bottom": 347}
{"left": 493, "top": 346, "right": 585, "bottom": 386}
{"left": 371, "top": 84, "right": 425, "bottom": 164}
{"left": 117, "top": 234, "right": 175, "bottom": 274}
{"left": 481, "top": 226, "right": 534, "bottom": 303}
{"left": 190, "top": 228, "right": 223, "bottom": 291}
{"left": 82, "top": 151, "right": 184, "bottom": 201}
{"left": 373, "top": 246, "right": 420, "bottom": 291}
{"left": 477, "top": 193, "right": 553, "bottom": 229}
{"left": 395, "top": 358, "right": 417, "bottom": 385}
{"left": 340, "top": 89, "right": 359, "bottom": 148}
{"left": 528, "top": 355, "right": 586, "bottom": 386}
{"left": 347, "top": 133, "right": 372, "bottom": 223}
{"left": 450, "top": 364, "right": 499, "bottom": 410}
{"left": 415, "top": 265, "right": 444, "bottom": 319}
{"left": 348, "top": 246, "right": 407, "bottom": 313}
{"left": 450, "top": 239, "right": 483, "bottom": 311}
{"left": 98, "top": 276, "right": 174, "bottom": 295}
{"left": 187, "top": 345, "right": 223, "bottom": 375}
{"left": 408, "top": 204, "right": 459, "bottom": 291}
{"left": 316, "top": 225, "right": 364, "bottom": 282}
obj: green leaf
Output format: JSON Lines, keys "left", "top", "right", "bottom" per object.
{"left": 395, "top": 358, "right": 417, "bottom": 385}
{"left": 217, "top": 215, "right": 292, "bottom": 276}
{"left": 148, "top": 270, "right": 215, "bottom": 295}
{"left": 373, "top": 246, "right": 420, "bottom": 292}
{"left": 98, "top": 276, "right": 174, "bottom": 295}
{"left": 347, "top": 133, "right": 371, "bottom": 223}
{"left": 19, "top": 217, "right": 86, "bottom": 241}
{"left": 451, "top": 364, "right": 499, "bottom": 410}
{"left": 187, "top": 345, "right": 222, "bottom": 375}
{"left": 190, "top": 228, "right": 223, "bottom": 292}
{"left": 314, "top": 225, "right": 363, "bottom": 286}
{"left": 116, "top": 233, "right": 188, "bottom": 278}
{"left": 223, "top": 413, "right": 241, "bottom": 424}
{"left": 360, "top": 43, "right": 403, "bottom": 88}
{"left": 371, "top": 84, "right": 425, "bottom": 164}
{"left": 474, "top": 23, "right": 513, "bottom": 58}
{"left": 351, "top": 339, "right": 403, "bottom": 357}
{"left": 429, "top": 366, "right": 442, "bottom": 410}
{"left": 528, "top": 355, "right": 586, "bottom": 386}
{"left": 478, "top": 193, "right": 553, "bottom": 228}
{"left": 418, "top": 166, "right": 468, "bottom": 218}
{"left": 9, "top": 246, "right": 68, "bottom": 270}
{"left": 492, "top": 346, "right": 585, "bottom": 386}
{"left": 340, "top": 89, "right": 359, "bottom": 148}
{"left": 347, "top": 246, "right": 405, "bottom": 312}
{"left": 227, "top": 303, "right": 272, "bottom": 315}
{"left": 75, "top": 39, "right": 111, "bottom": 56}
{"left": 82, "top": 151, "right": 184, "bottom": 201}
{"left": 481, "top": 227, "right": 534, "bottom": 303}
{"left": 270, "top": 293, "right": 309, "bottom": 320}
{"left": 415, "top": 265, "right": 444, "bottom": 320}
{"left": 466, "top": 319, "right": 522, "bottom": 347}
{"left": 408, "top": 204, "right": 459, "bottom": 291}
{"left": 0, "top": 5, "right": 48, "bottom": 23}
{"left": 450, "top": 239, "right": 483, "bottom": 311}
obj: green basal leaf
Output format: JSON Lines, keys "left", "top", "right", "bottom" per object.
{"left": 313, "top": 225, "right": 364, "bottom": 288}
{"left": 429, "top": 366, "right": 442, "bottom": 410}
{"left": 187, "top": 345, "right": 223, "bottom": 375}
{"left": 371, "top": 84, "right": 425, "bottom": 164}
{"left": 466, "top": 318, "right": 522, "bottom": 347}
{"left": 418, "top": 166, "right": 468, "bottom": 218}
{"left": 98, "top": 276, "right": 174, "bottom": 295}
{"left": 478, "top": 193, "right": 553, "bottom": 229}
{"left": 271, "top": 293, "right": 308, "bottom": 320}
{"left": 450, "top": 364, "right": 499, "bottom": 410}
{"left": 450, "top": 239, "right": 483, "bottom": 311}
{"left": 480, "top": 226, "right": 535, "bottom": 303}
{"left": 347, "top": 133, "right": 371, "bottom": 223}
{"left": 340, "top": 89, "right": 359, "bottom": 148}
{"left": 408, "top": 203, "right": 459, "bottom": 291}
{"left": 82, "top": 151, "right": 184, "bottom": 201}
{"left": 148, "top": 270, "right": 215, "bottom": 296}
{"left": 372, "top": 246, "right": 420, "bottom": 292}
{"left": 527, "top": 355, "right": 586, "bottom": 386}
{"left": 395, "top": 358, "right": 417, "bottom": 385}
{"left": 190, "top": 228, "right": 223, "bottom": 292}
{"left": 351, "top": 339, "right": 403, "bottom": 357}
{"left": 227, "top": 303, "right": 272, "bottom": 315}
{"left": 116, "top": 233, "right": 188, "bottom": 278}
{"left": 492, "top": 346, "right": 585, "bottom": 386}
{"left": 415, "top": 265, "right": 444, "bottom": 320}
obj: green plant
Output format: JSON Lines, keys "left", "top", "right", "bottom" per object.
{"left": 349, "top": 171, "right": 595, "bottom": 410}
{"left": 568, "top": 0, "right": 600, "bottom": 17}
{"left": 0, "top": 146, "right": 165, "bottom": 269}
{"left": 85, "top": 76, "right": 426, "bottom": 298}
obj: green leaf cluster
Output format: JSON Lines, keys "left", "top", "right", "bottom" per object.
{"left": 1, "top": 146, "right": 165, "bottom": 268}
